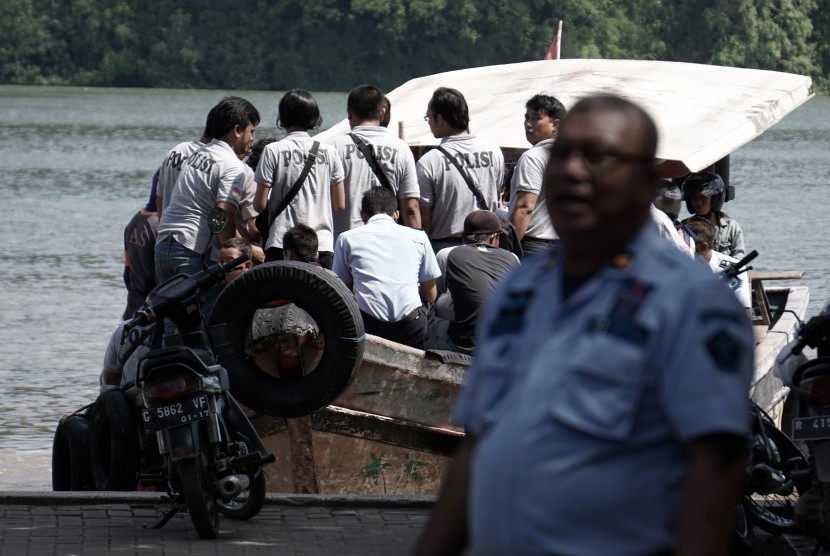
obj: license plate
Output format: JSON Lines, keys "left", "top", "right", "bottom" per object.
{"left": 792, "top": 415, "right": 830, "bottom": 441}
{"left": 142, "top": 395, "right": 211, "bottom": 433}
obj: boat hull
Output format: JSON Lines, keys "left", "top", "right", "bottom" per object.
{"left": 251, "top": 285, "right": 808, "bottom": 494}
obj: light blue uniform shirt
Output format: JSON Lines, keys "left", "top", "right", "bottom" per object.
{"left": 333, "top": 214, "right": 441, "bottom": 321}
{"left": 453, "top": 225, "right": 754, "bottom": 556}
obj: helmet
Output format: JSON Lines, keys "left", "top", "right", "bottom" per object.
{"left": 654, "top": 180, "right": 682, "bottom": 220}
{"left": 682, "top": 172, "right": 726, "bottom": 213}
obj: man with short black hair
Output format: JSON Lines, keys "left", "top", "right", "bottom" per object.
{"left": 283, "top": 224, "right": 320, "bottom": 264}
{"left": 418, "top": 87, "right": 504, "bottom": 252}
{"left": 509, "top": 93, "right": 567, "bottom": 255}
{"left": 415, "top": 95, "right": 753, "bottom": 556}
{"left": 155, "top": 96, "right": 259, "bottom": 315}
{"left": 333, "top": 187, "right": 440, "bottom": 349}
{"left": 254, "top": 89, "right": 344, "bottom": 269}
{"left": 330, "top": 85, "right": 421, "bottom": 237}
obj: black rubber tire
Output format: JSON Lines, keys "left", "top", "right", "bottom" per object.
{"left": 89, "top": 389, "right": 140, "bottom": 491}
{"left": 217, "top": 472, "right": 266, "bottom": 520}
{"left": 729, "top": 501, "right": 755, "bottom": 555}
{"left": 745, "top": 410, "right": 810, "bottom": 534}
{"left": 177, "top": 458, "right": 219, "bottom": 539}
{"left": 51, "top": 415, "right": 95, "bottom": 491}
{"left": 209, "top": 261, "right": 364, "bottom": 418}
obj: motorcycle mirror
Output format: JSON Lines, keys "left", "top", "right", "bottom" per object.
{"left": 208, "top": 207, "right": 229, "bottom": 235}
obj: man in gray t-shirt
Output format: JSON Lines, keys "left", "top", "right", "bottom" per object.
{"left": 156, "top": 105, "right": 218, "bottom": 217}
{"left": 330, "top": 85, "right": 421, "bottom": 237}
{"left": 508, "top": 94, "right": 567, "bottom": 255}
{"left": 417, "top": 87, "right": 504, "bottom": 251}
{"left": 156, "top": 96, "right": 259, "bottom": 284}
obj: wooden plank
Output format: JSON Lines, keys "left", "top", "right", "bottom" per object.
{"left": 751, "top": 271, "right": 805, "bottom": 281}
{"left": 286, "top": 416, "right": 319, "bottom": 494}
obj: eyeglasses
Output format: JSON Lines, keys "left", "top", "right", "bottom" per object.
{"left": 549, "top": 144, "right": 653, "bottom": 170}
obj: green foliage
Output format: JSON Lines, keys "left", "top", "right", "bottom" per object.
{"left": 0, "top": 0, "right": 826, "bottom": 91}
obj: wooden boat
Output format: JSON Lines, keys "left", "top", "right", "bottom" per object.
{"left": 250, "top": 276, "right": 808, "bottom": 495}
{"left": 251, "top": 59, "right": 813, "bottom": 494}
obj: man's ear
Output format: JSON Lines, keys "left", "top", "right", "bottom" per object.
{"left": 392, "top": 210, "right": 400, "bottom": 222}
{"left": 551, "top": 118, "right": 561, "bottom": 136}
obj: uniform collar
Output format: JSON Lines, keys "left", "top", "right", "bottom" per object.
{"left": 352, "top": 125, "right": 386, "bottom": 134}
{"left": 208, "top": 138, "right": 236, "bottom": 154}
{"left": 440, "top": 134, "right": 475, "bottom": 144}
{"left": 286, "top": 131, "right": 311, "bottom": 139}
{"left": 366, "top": 214, "right": 396, "bottom": 225}
{"left": 533, "top": 137, "right": 555, "bottom": 148}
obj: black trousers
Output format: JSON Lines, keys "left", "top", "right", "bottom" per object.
{"left": 361, "top": 306, "right": 428, "bottom": 349}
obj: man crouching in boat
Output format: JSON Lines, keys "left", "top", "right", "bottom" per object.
{"left": 413, "top": 95, "right": 754, "bottom": 556}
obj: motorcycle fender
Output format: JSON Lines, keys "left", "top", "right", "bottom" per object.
{"left": 163, "top": 422, "right": 202, "bottom": 462}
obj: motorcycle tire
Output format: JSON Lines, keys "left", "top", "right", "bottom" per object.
{"left": 89, "top": 389, "right": 140, "bottom": 491}
{"left": 729, "top": 501, "right": 754, "bottom": 555}
{"left": 744, "top": 411, "right": 810, "bottom": 535}
{"left": 176, "top": 457, "right": 220, "bottom": 539}
{"left": 51, "top": 414, "right": 95, "bottom": 491}
{"left": 209, "top": 261, "right": 364, "bottom": 418}
{"left": 217, "top": 472, "right": 266, "bottom": 520}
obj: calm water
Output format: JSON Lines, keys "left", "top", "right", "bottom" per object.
{"left": 0, "top": 86, "right": 828, "bottom": 490}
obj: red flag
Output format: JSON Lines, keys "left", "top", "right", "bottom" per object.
{"left": 544, "top": 20, "right": 563, "bottom": 60}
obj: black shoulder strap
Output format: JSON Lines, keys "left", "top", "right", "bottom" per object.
{"left": 349, "top": 133, "right": 395, "bottom": 194}
{"left": 269, "top": 141, "right": 320, "bottom": 224}
{"left": 435, "top": 145, "right": 488, "bottom": 210}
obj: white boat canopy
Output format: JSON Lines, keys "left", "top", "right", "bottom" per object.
{"left": 316, "top": 59, "right": 813, "bottom": 175}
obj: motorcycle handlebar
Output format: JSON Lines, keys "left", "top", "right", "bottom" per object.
{"left": 720, "top": 249, "right": 758, "bottom": 280}
{"left": 124, "top": 253, "right": 251, "bottom": 332}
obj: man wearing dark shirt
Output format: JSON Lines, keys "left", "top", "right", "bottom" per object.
{"left": 123, "top": 173, "right": 159, "bottom": 319}
{"left": 428, "top": 210, "right": 518, "bottom": 353}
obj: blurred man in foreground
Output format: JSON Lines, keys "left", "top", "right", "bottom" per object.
{"left": 414, "top": 95, "right": 754, "bottom": 556}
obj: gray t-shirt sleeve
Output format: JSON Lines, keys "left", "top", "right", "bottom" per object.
{"left": 397, "top": 147, "right": 420, "bottom": 200}
{"left": 254, "top": 146, "right": 277, "bottom": 186}
{"left": 416, "top": 158, "right": 435, "bottom": 207}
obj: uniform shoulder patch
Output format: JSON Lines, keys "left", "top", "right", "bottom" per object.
{"left": 705, "top": 330, "right": 742, "bottom": 373}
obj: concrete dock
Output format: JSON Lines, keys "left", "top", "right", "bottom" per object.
{"left": 0, "top": 491, "right": 808, "bottom": 555}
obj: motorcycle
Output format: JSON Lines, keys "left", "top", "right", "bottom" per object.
{"left": 732, "top": 401, "right": 810, "bottom": 553}
{"left": 777, "top": 299, "right": 830, "bottom": 549}
{"left": 123, "top": 251, "right": 275, "bottom": 539}
{"left": 716, "top": 251, "right": 812, "bottom": 553}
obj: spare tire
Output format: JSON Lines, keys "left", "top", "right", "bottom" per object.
{"left": 52, "top": 414, "right": 94, "bottom": 491}
{"left": 209, "top": 261, "right": 364, "bottom": 418}
{"left": 89, "top": 389, "right": 140, "bottom": 491}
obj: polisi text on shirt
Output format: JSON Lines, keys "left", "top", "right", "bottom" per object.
{"left": 187, "top": 152, "right": 216, "bottom": 174}
{"left": 281, "top": 149, "right": 328, "bottom": 166}
{"left": 163, "top": 150, "right": 188, "bottom": 170}
{"left": 442, "top": 151, "right": 495, "bottom": 171}
{"left": 343, "top": 144, "right": 398, "bottom": 164}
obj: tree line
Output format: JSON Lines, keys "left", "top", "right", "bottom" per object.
{"left": 1, "top": 0, "right": 827, "bottom": 93}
